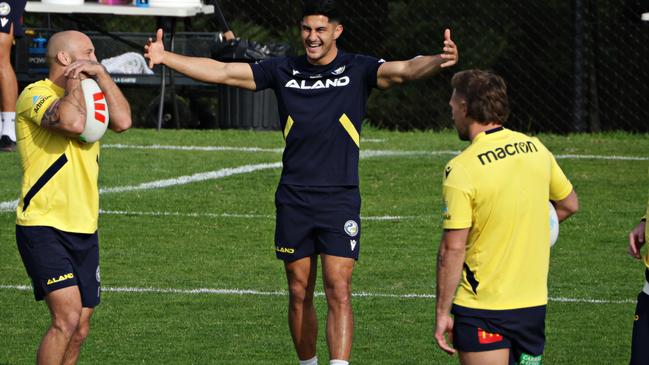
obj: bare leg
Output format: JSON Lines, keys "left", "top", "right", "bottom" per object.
{"left": 459, "top": 349, "right": 510, "bottom": 365}
{"left": 321, "top": 254, "right": 355, "bottom": 361}
{"left": 0, "top": 25, "right": 18, "bottom": 113}
{"left": 285, "top": 255, "right": 318, "bottom": 360}
{"left": 37, "top": 286, "right": 83, "bottom": 365}
{"left": 62, "top": 307, "right": 95, "bottom": 365}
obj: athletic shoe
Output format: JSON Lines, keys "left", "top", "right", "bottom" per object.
{"left": 0, "top": 135, "right": 16, "bottom": 152}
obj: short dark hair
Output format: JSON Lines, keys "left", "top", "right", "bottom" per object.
{"left": 302, "top": 0, "right": 341, "bottom": 23}
{"left": 451, "top": 69, "right": 510, "bottom": 125}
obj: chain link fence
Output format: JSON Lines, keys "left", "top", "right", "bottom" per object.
{"left": 22, "top": 0, "right": 649, "bottom": 132}
{"left": 215, "top": 0, "right": 649, "bottom": 132}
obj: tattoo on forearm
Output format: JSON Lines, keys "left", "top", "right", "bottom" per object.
{"left": 41, "top": 99, "right": 62, "bottom": 128}
{"left": 64, "top": 86, "right": 87, "bottom": 115}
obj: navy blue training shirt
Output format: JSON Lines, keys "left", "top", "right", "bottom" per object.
{"left": 251, "top": 52, "right": 384, "bottom": 186}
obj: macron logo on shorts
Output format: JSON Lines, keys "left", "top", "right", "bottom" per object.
{"left": 477, "top": 328, "right": 503, "bottom": 344}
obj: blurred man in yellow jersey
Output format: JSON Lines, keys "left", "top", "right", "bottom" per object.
{"left": 628, "top": 199, "right": 648, "bottom": 365}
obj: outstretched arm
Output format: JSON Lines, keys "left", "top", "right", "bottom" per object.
{"left": 377, "top": 28, "right": 458, "bottom": 89}
{"left": 144, "top": 29, "right": 256, "bottom": 90}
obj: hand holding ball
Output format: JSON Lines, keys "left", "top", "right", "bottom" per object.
{"left": 79, "top": 78, "right": 109, "bottom": 143}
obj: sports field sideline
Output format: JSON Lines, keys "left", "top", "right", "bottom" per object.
{"left": 1, "top": 128, "right": 647, "bottom": 364}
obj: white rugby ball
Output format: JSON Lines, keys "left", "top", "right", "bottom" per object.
{"left": 79, "top": 78, "right": 109, "bottom": 143}
{"left": 549, "top": 202, "right": 559, "bottom": 247}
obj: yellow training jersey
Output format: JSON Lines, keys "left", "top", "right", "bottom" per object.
{"left": 442, "top": 127, "right": 573, "bottom": 310}
{"left": 15, "top": 79, "right": 100, "bottom": 233}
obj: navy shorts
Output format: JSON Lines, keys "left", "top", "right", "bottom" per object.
{"left": 16, "top": 225, "right": 101, "bottom": 308}
{"left": 452, "top": 304, "right": 546, "bottom": 365}
{"left": 0, "top": 0, "right": 26, "bottom": 36}
{"left": 630, "top": 269, "right": 649, "bottom": 365}
{"left": 275, "top": 184, "right": 361, "bottom": 262}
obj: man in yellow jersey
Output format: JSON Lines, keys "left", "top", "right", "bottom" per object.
{"left": 14, "top": 30, "right": 131, "bottom": 364}
{"left": 434, "top": 69, "right": 579, "bottom": 365}
{"left": 628, "top": 201, "right": 648, "bottom": 365}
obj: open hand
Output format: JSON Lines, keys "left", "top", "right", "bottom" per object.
{"left": 440, "top": 29, "right": 458, "bottom": 68}
{"left": 434, "top": 313, "right": 457, "bottom": 355}
{"left": 144, "top": 28, "right": 166, "bottom": 69}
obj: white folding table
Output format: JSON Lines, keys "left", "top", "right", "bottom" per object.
{"left": 26, "top": 1, "right": 214, "bottom": 17}
{"left": 25, "top": 1, "right": 215, "bottom": 130}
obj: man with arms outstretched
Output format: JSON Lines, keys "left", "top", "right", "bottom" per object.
{"left": 145, "top": 1, "right": 458, "bottom": 363}
{"left": 15, "top": 30, "right": 131, "bottom": 364}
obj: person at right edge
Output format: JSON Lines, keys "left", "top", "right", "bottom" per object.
{"left": 628, "top": 192, "right": 649, "bottom": 365}
{"left": 434, "top": 69, "right": 579, "bottom": 365}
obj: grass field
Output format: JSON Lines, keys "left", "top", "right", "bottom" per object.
{"left": 0, "top": 128, "right": 647, "bottom": 364}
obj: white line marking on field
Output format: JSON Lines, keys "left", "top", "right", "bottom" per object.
{"left": 1, "top": 148, "right": 647, "bottom": 213}
{"left": 104, "top": 144, "right": 284, "bottom": 153}
{"left": 0, "top": 199, "right": 18, "bottom": 212}
{"left": 0, "top": 284, "right": 635, "bottom": 304}
{"left": 556, "top": 154, "right": 649, "bottom": 161}
{"left": 98, "top": 209, "right": 418, "bottom": 221}
{"left": 99, "top": 162, "right": 281, "bottom": 194}
{"left": 101, "top": 210, "right": 272, "bottom": 219}
{"left": 360, "top": 150, "right": 459, "bottom": 158}
{"left": 0, "top": 162, "right": 282, "bottom": 212}
{"left": 103, "top": 144, "right": 648, "bottom": 161}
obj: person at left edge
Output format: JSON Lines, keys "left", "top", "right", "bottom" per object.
{"left": 14, "top": 30, "right": 131, "bottom": 365}
{"left": 0, "top": 0, "right": 27, "bottom": 151}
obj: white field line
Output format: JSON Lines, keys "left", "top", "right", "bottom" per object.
{"left": 99, "top": 210, "right": 419, "bottom": 221}
{"left": 555, "top": 154, "right": 649, "bottom": 161}
{"left": 1, "top": 146, "right": 647, "bottom": 213}
{"left": 0, "top": 162, "right": 281, "bottom": 212}
{"left": 0, "top": 199, "right": 18, "bottom": 212}
{"left": 103, "top": 143, "right": 649, "bottom": 161}
{"left": 99, "top": 162, "right": 281, "bottom": 194}
{"left": 104, "top": 143, "right": 284, "bottom": 153}
{"left": 103, "top": 143, "right": 456, "bottom": 158}
{"left": 0, "top": 284, "right": 635, "bottom": 304}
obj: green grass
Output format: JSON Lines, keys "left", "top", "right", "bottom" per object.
{"left": 0, "top": 129, "right": 647, "bottom": 364}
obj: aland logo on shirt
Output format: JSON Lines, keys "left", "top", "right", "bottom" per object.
{"left": 285, "top": 76, "right": 350, "bottom": 90}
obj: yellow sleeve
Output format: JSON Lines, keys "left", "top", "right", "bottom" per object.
{"left": 442, "top": 161, "right": 473, "bottom": 230}
{"left": 549, "top": 153, "right": 573, "bottom": 201}
{"left": 18, "top": 86, "right": 60, "bottom": 127}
